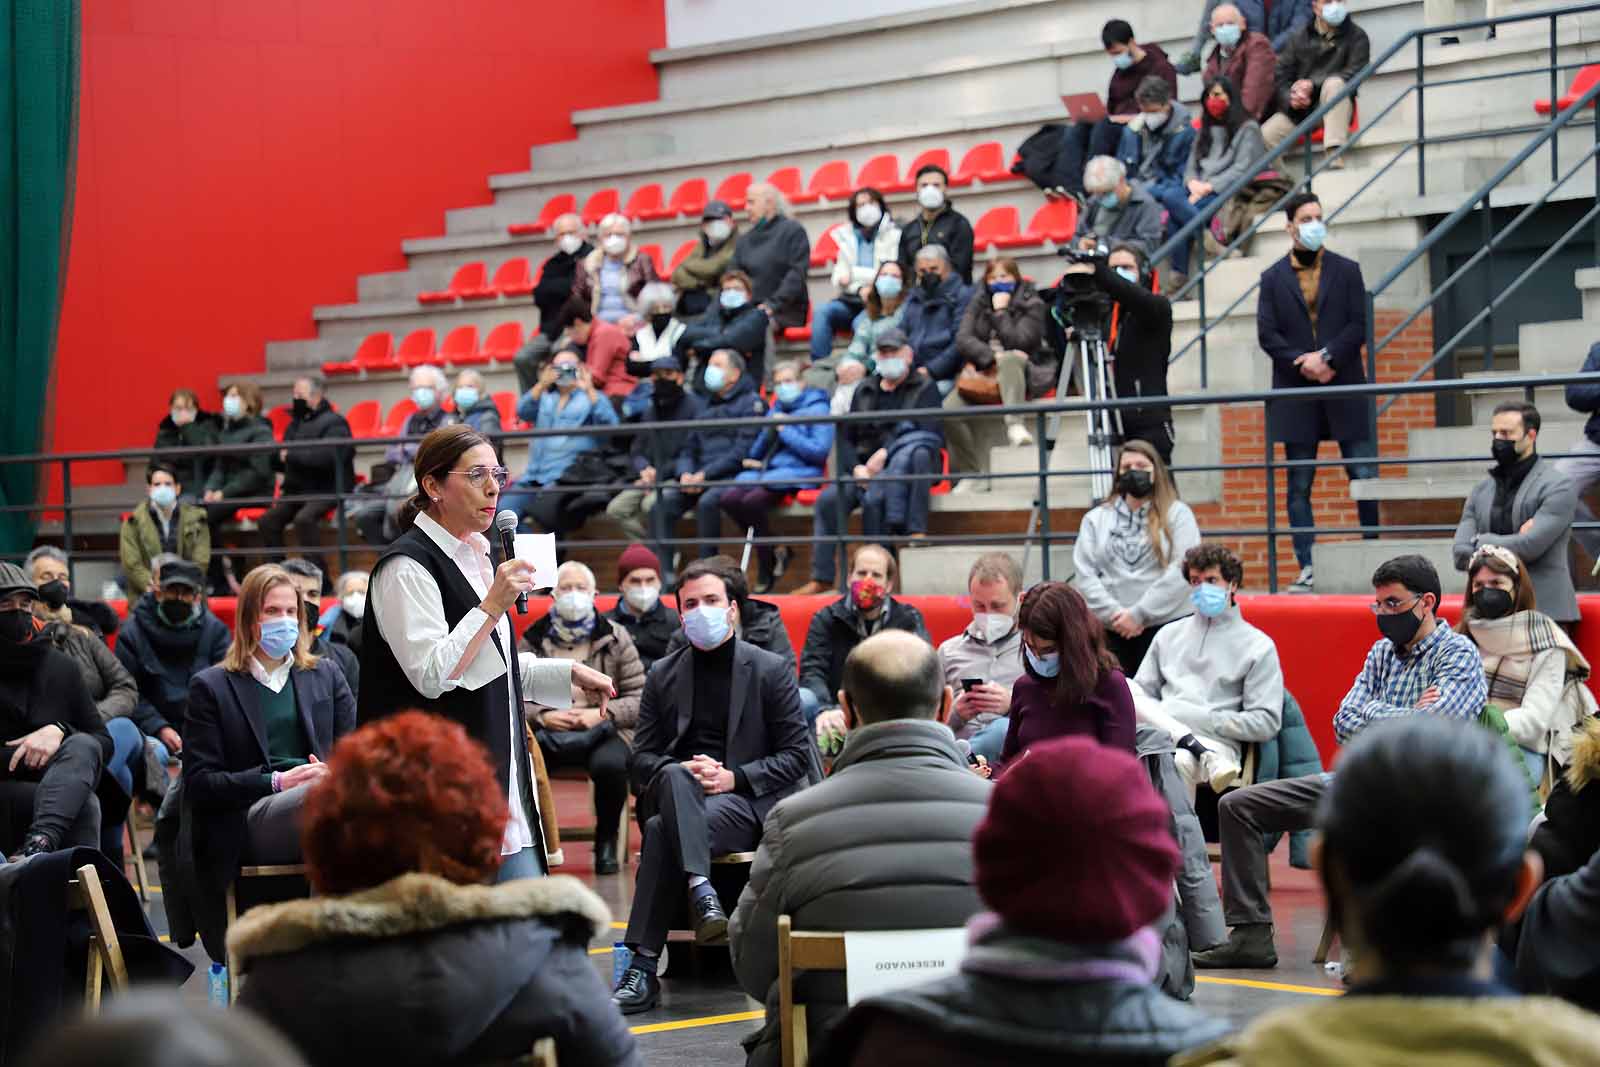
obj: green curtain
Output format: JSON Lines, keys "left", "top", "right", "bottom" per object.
{"left": 0, "top": 1, "right": 80, "bottom": 556}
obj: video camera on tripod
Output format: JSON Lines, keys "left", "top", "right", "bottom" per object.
{"left": 1051, "top": 238, "right": 1120, "bottom": 500}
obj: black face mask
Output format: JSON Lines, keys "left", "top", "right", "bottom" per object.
{"left": 1376, "top": 603, "right": 1425, "bottom": 649}
{"left": 37, "top": 580, "right": 69, "bottom": 611}
{"left": 918, "top": 271, "right": 940, "bottom": 293}
{"left": 650, "top": 313, "right": 673, "bottom": 336}
{"left": 654, "top": 379, "right": 683, "bottom": 407}
{"left": 1473, "top": 587, "right": 1515, "bottom": 620}
{"left": 1117, "top": 469, "right": 1154, "bottom": 498}
{"left": 158, "top": 599, "right": 197, "bottom": 627}
{"left": 1491, "top": 438, "right": 1522, "bottom": 469}
{"left": 292, "top": 398, "right": 311, "bottom": 419}
{"left": 0, "top": 610, "right": 34, "bottom": 645}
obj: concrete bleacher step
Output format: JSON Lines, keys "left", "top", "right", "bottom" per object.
{"left": 1517, "top": 318, "right": 1598, "bottom": 374}
{"left": 1313, "top": 537, "right": 1458, "bottom": 593}
{"left": 1466, "top": 373, "right": 1569, "bottom": 424}
{"left": 1400, "top": 419, "right": 1587, "bottom": 482}
{"left": 899, "top": 541, "right": 1074, "bottom": 596}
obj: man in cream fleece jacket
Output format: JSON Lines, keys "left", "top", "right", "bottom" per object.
{"left": 1131, "top": 543, "right": 1284, "bottom": 794}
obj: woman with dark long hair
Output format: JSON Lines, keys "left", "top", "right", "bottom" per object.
{"left": 1155, "top": 74, "right": 1266, "bottom": 280}
{"left": 994, "top": 581, "right": 1135, "bottom": 772}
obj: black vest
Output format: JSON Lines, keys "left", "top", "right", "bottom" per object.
{"left": 358, "top": 524, "right": 546, "bottom": 866}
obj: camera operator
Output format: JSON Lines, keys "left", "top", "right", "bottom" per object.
{"left": 1057, "top": 238, "right": 1175, "bottom": 464}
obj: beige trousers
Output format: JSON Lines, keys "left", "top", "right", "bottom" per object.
{"left": 1261, "top": 76, "right": 1352, "bottom": 151}
{"left": 942, "top": 350, "right": 1030, "bottom": 476}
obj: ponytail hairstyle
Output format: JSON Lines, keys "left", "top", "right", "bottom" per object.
{"left": 1317, "top": 716, "right": 1532, "bottom": 973}
{"left": 399, "top": 425, "right": 493, "bottom": 533}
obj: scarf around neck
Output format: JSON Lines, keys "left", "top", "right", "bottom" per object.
{"left": 548, "top": 609, "right": 598, "bottom": 647}
{"left": 1467, "top": 610, "right": 1597, "bottom": 757}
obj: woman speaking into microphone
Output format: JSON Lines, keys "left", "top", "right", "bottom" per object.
{"left": 358, "top": 425, "right": 613, "bottom": 881}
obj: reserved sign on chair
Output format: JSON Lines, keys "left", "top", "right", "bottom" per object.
{"left": 843, "top": 928, "right": 968, "bottom": 1004}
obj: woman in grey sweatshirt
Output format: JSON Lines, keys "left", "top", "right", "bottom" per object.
{"left": 1185, "top": 74, "right": 1268, "bottom": 199}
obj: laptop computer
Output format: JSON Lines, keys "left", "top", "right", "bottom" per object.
{"left": 1061, "top": 92, "right": 1108, "bottom": 124}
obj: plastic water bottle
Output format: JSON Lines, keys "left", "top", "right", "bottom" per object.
{"left": 207, "top": 962, "right": 229, "bottom": 1006}
{"left": 611, "top": 942, "right": 631, "bottom": 986}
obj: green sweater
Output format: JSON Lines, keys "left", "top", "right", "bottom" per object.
{"left": 258, "top": 678, "right": 310, "bottom": 775}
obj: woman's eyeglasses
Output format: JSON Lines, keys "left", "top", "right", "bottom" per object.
{"left": 449, "top": 466, "right": 511, "bottom": 490}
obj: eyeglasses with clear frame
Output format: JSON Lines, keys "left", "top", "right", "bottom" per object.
{"left": 1369, "top": 594, "right": 1421, "bottom": 615}
{"left": 448, "top": 466, "right": 511, "bottom": 490}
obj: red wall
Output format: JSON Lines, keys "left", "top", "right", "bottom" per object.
{"left": 53, "top": 0, "right": 664, "bottom": 476}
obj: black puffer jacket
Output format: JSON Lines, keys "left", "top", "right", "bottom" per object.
{"left": 799, "top": 597, "right": 929, "bottom": 707}
{"left": 279, "top": 398, "right": 354, "bottom": 495}
{"left": 232, "top": 873, "right": 642, "bottom": 1067}
{"left": 153, "top": 411, "right": 220, "bottom": 490}
{"left": 608, "top": 599, "right": 680, "bottom": 673}
{"left": 205, "top": 414, "right": 275, "bottom": 500}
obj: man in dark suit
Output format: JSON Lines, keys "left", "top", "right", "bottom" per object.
{"left": 1257, "top": 192, "right": 1377, "bottom": 593}
{"left": 611, "top": 557, "right": 816, "bottom": 1015}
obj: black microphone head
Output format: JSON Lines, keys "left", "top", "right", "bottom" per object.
{"left": 494, "top": 510, "right": 520, "bottom": 534}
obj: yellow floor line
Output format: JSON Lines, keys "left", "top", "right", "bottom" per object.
{"left": 609, "top": 921, "right": 627, "bottom": 929}
{"left": 630, "top": 1010, "right": 764, "bottom": 1035}
{"left": 158, "top": 934, "right": 169, "bottom": 943}
{"left": 1196, "top": 975, "right": 1342, "bottom": 997}
{"left": 589, "top": 947, "right": 611, "bottom": 955}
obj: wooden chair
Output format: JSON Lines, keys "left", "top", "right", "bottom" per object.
{"left": 225, "top": 863, "right": 309, "bottom": 1002}
{"left": 1312, "top": 917, "right": 1339, "bottom": 966}
{"left": 549, "top": 765, "right": 628, "bottom": 869}
{"left": 777, "top": 915, "right": 846, "bottom": 1067}
{"left": 123, "top": 806, "right": 153, "bottom": 902}
{"left": 68, "top": 864, "right": 128, "bottom": 1013}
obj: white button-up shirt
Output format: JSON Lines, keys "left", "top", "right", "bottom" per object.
{"left": 369, "top": 511, "right": 571, "bottom": 856}
{"left": 248, "top": 652, "right": 293, "bottom": 694}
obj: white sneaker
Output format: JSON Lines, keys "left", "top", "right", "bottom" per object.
{"left": 1007, "top": 423, "right": 1035, "bottom": 448}
{"left": 1201, "top": 750, "right": 1241, "bottom": 793}
{"left": 1174, "top": 748, "right": 1198, "bottom": 785}
{"left": 1287, "top": 566, "right": 1314, "bottom": 594}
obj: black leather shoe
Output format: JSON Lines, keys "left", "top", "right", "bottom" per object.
{"left": 595, "top": 838, "right": 620, "bottom": 876}
{"left": 612, "top": 965, "right": 659, "bottom": 1015}
{"left": 692, "top": 890, "right": 729, "bottom": 945}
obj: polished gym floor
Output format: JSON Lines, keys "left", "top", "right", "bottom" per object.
{"left": 145, "top": 779, "right": 1343, "bottom": 1063}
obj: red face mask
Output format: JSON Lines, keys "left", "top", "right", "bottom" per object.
{"left": 849, "top": 579, "right": 887, "bottom": 613}
{"left": 1205, "top": 96, "right": 1230, "bottom": 119}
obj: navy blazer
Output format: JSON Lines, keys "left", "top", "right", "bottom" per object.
{"left": 1257, "top": 249, "right": 1374, "bottom": 446}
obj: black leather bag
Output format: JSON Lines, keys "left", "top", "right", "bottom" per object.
{"left": 535, "top": 716, "right": 615, "bottom": 759}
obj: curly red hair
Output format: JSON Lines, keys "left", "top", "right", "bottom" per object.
{"left": 301, "top": 710, "right": 509, "bottom": 895}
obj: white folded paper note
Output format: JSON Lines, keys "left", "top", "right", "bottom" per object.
{"left": 843, "top": 928, "right": 969, "bottom": 1005}
{"left": 513, "top": 532, "right": 558, "bottom": 589}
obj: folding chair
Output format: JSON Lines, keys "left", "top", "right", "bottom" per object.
{"left": 548, "top": 765, "right": 629, "bottom": 870}
{"left": 123, "top": 806, "right": 152, "bottom": 902}
{"left": 68, "top": 864, "right": 129, "bottom": 1013}
{"left": 225, "top": 864, "right": 309, "bottom": 1002}
{"left": 778, "top": 916, "right": 846, "bottom": 1067}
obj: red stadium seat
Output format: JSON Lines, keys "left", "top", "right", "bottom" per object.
{"left": 889, "top": 148, "right": 952, "bottom": 194}
{"left": 638, "top": 244, "right": 665, "bottom": 277}
{"left": 581, "top": 188, "right": 621, "bottom": 225}
{"left": 623, "top": 183, "right": 665, "bottom": 220}
{"left": 855, "top": 154, "right": 901, "bottom": 191}
{"left": 438, "top": 325, "right": 481, "bottom": 366}
{"left": 766, "top": 166, "right": 803, "bottom": 202}
{"left": 508, "top": 193, "right": 576, "bottom": 237}
{"left": 343, "top": 399, "right": 381, "bottom": 438}
{"left": 494, "top": 391, "right": 524, "bottom": 431}
{"left": 395, "top": 328, "right": 438, "bottom": 367}
{"left": 1301, "top": 99, "right": 1361, "bottom": 144}
{"left": 266, "top": 404, "right": 292, "bottom": 439}
{"left": 994, "top": 199, "right": 1078, "bottom": 248}
{"left": 667, "top": 239, "right": 697, "bottom": 275}
{"left": 1536, "top": 64, "right": 1600, "bottom": 114}
{"left": 714, "top": 172, "right": 752, "bottom": 211}
{"left": 485, "top": 257, "right": 534, "bottom": 298}
{"left": 321, "top": 331, "right": 396, "bottom": 376}
{"left": 972, "top": 206, "right": 1022, "bottom": 251}
{"left": 381, "top": 398, "right": 418, "bottom": 436}
{"left": 952, "top": 141, "right": 1018, "bottom": 186}
{"left": 647, "top": 177, "right": 709, "bottom": 220}
{"left": 482, "top": 321, "right": 524, "bottom": 363}
{"left": 796, "top": 160, "right": 851, "bottom": 204}
{"left": 780, "top": 307, "right": 813, "bottom": 343}
{"left": 810, "top": 229, "right": 839, "bottom": 269}
{"left": 417, "top": 262, "right": 485, "bottom": 305}
{"left": 931, "top": 449, "right": 953, "bottom": 494}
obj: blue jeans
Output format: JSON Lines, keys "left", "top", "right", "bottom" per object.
{"left": 810, "top": 299, "right": 860, "bottom": 361}
{"left": 1153, "top": 185, "right": 1218, "bottom": 277}
{"left": 105, "top": 718, "right": 144, "bottom": 795}
{"left": 1284, "top": 438, "right": 1380, "bottom": 568}
{"left": 798, "top": 687, "right": 825, "bottom": 725}
{"left": 968, "top": 717, "right": 1010, "bottom": 763}
{"left": 496, "top": 846, "right": 546, "bottom": 882}
{"left": 497, "top": 479, "right": 542, "bottom": 526}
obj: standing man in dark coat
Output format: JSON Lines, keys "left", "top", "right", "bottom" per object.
{"left": 731, "top": 182, "right": 812, "bottom": 338}
{"left": 259, "top": 375, "right": 354, "bottom": 567}
{"left": 1257, "top": 192, "right": 1376, "bottom": 593}
{"left": 517, "top": 212, "right": 595, "bottom": 395}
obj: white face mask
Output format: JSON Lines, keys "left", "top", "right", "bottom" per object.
{"left": 341, "top": 593, "right": 366, "bottom": 620}
{"left": 557, "top": 233, "right": 583, "bottom": 255}
{"left": 602, "top": 234, "right": 628, "bottom": 256}
{"left": 555, "top": 590, "right": 595, "bottom": 622}
{"left": 624, "top": 584, "right": 660, "bottom": 613}
{"left": 1143, "top": 109, "right": 1169, "bottom": 131}
{"left": 917, "top": 184, "right": 946, "bottom": 211}
{"left": 704, "top": 219, "right": 732, "bottom": 243}
{"left": 854, "top": 202, "right": 883, "bottom": 229}
{"left": 973, "top": 612, "right": 1015, "bottom": 643}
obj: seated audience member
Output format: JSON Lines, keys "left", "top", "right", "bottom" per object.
{"left": 1074, "top": 156, "right": 1164, "bottom": 258}
{"left": 665, "top": 555, "right": 796, "bottom": 664}
{"left": 1261, "top": 0, "right": 1370, "bottom": 157}
{"left": 1202, "top": 5, "right": 1277, "bottom": 122}
{"left": 900, "top": 244, "right": 975, "bottom": 389}
{"left": 1179, "top": 0, "right": 1312, "bottom": 72}
{"left": 573, "top": 212, "right": 658, "bottom": 327}
{"left": 115, "top": 559, "right": 231, "bottom": 770}
{"left": 732, "top": 630, "right": 990, "bottom": 1066}
{"left": 1130, "top": 77, "right": 1197, "bottom": 239}
{"left": 121, "top": 463, "right": 211, "bottom": 601}
{"left": 731, "top": 182, "right": 812, "bottom": 344}
{"left": 795, "top": 332, "right": 945, "bottom": 595}
{"left": 232, "top": 711, "right": 642, "bottom": 1067}
{"left": 812, "top": 188, "right": 901, "bottom": 366}
{"left": 316, "top": 569, "right": 368, "bottom": 658}
{"left": 519, "top": 561, "right": 645, "bottom": 876}
{"left": 1195, "top": 554, "right": 1486, "bottom": 968}
{"left": 1159, "top": 76, "right": 1266, "bottom": 280}
{"left": 531, "top": 297, "right": 632, "bottom": 403}
{"left": 183, "top": 564, "right": 355, "bottom": 962}
{"left": 516, "top": 211, "right": 593, "bottom": 394}
{"left": 897, "top": 164, "right": 974, "bottom": 282}
{"left": 608, "top": 545, "right": 680, "bottom": 673}
{"left": 501, "top": 349, "right": 620, "bottom": 534}
{"left": 946, "top": 257, "right": 1046, "bottom": 483}
{"left": 997, "top": 582, "right": 1135, "bottom": 770}
{"left": 280, "top": 558, "right": 360, "bottom": 701}
{"left": 606, "top": 355, "right": 705, "bottom": 555}
{"left": 1074, "top": 441, "right": 1200, "bottom": 673}
{"left": 1177, "top": 717, "right": 1600, "bottom": 1066}
{"left": 31, "top": 992, "right": 312, "bottom": 1067}
{"left": 722, "top": 360, "right": 832, "bottom": 593}
{"left": 153, "top": 387, "right": 219, "bottom": 495}
{"left": 26, "top": 544, "right": 120, "bottom": 640}
{"left": 1132, "top": 543, "right": 1283, "bottom": 794}
{"left": 452, "top": 368, "right": 502, "bottom": 443}
{"left": 260, "top": 375, "right": 354, "bottom": 566}
{"left": 354, "top": 364, "right": 457, "bottom": 547}
{"left": 1058, "top": 21, "right": 1179, "bottom": 198}
{"left": 670, "top": 201, "right": 739, "bottom": 318}
{"left": 1453, "top": 401, "right": 1578, "bottom": 625}
{"left": 202, "top": 382, "right": 274, "bottom": 594}
{"left": 611, "top": 558, "right": 815, "bottom": 1014}
{"left": 657, "top": 349, "right": 767, "bottom": 560}
{"left": 802, "top": 545, "right": 930, "bottom": 731}
{"left": 676, "top": 270, "right": 770, "bottom": 387}
{"left": 1456, "top": 544, "right": 1596, "bottom": 780}
{"left": 626, "top": 283, "right": 688, "bottom": 394}
{"left": 842, "top": 261, "right": 906, "bottom": 366}
{"left": 821, "top": 735, "right": 1229, "bottom": 1066}
{"left": 0, "top": 562, "right": 111, "bottom": 859}
{"left": 939, "top": 553, "right": 1026, "bottom": 763}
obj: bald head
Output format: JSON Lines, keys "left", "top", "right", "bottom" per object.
{"left": 1211, "top": 3, "right": 1245, "bottom": 28}
{"left": 839, "top": 630, "right": 949, "bottom": 726}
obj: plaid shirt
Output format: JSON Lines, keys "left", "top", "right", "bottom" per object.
{"left": 1332, "top": 622, "right": 1487, "bottom": 744}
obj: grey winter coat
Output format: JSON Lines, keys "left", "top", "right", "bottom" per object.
{"left": 1073, "top": 183, "right": 1166, "bottom": 258}
{"left": 1186, "top": 120, "right": 1268, "bottom": 192}
{"left": 42, "top": 620, "right": 139, "bottom": 723}
{"left": 729, "top": 719, "right": 991, "bottom": 1067}
{"left": 1452, "top": 456, "right": 1579, "bottom": 622}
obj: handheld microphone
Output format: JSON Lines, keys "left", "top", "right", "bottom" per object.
{"left": 955, "top": 738, "right": 981, "bottom": 768}
{"left": 493, "top": 510, "right": 528, "bottom": 615}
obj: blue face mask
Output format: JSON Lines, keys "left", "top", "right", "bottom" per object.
{"left": 1191, "top": 582, "right": 1230, "bottom": 618}
{"left": 1115, "top": 266, "right": 1140, "bottom": 285}
{"left": 775, "top": 382, "right": 803, "bottom": 405}
{"left": 720, "top": 288, "right": 748, "bottom": 310}
{"left": 703, "top": 365, "right": 728, "bottom": 392}
{"left": 1214, "top": 23, "right": 1242, "bottom": 47}
{"left": 222, "top": 395, "right": 243, "bottom": 419}
{"left": 1025, "top": 644, "right": 1061, "bottom": 678}
{"left": 876, "top": 357, "right": 908, "bottom": 381}
{"left": 150, "top": 485, "right": 177, "bottom": 509}
{"left": 1320, "top": 2, "right": 1347, "bottom": 25}
{"left": 259, "top": 616, "right": 300, "bottom": 660}
{"left": 875, "top": 275, "right": 903, "bottom": 299}
{"left": 1298, "top": 219, "right": 1328, "bottom": 251}
{"left": 454, "top": 387, "right": 479, "bottom": 410}
{"left": 988, "top": 280, "right": 1017, "bottom": 295}
{"left": 1111, "top": 50, "right": 1135, "bottom": 70}
{"left": 684, "top": 603, "right": 731, "bottom": 650}
{"left": 1100, "top": 190, "right": 1122, "bottom": 210}
{"left": 412, "top": 387, "right": 437, "bottom": 410}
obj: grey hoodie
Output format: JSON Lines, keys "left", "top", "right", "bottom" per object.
{"left": 1133, "top": 605, "right": 1285, "bottom": 742}
{"left": 1072, "top": 496, "right": 1201, "bottom": 628}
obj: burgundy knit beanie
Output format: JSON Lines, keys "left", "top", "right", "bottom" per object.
{"left": 975, "top": 736, "right": 1180, "bottom": 942}
{"left": 616, "top": 543, "right": 662, "bottom": 587}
